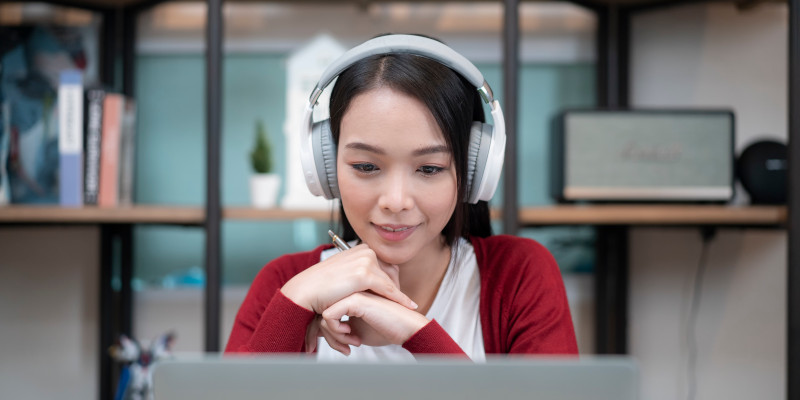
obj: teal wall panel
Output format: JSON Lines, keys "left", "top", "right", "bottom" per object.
{"left": 220, "top": 55, "right": 287, "bottom": 205}
{"left": 135, "top": 55, "right": 205, "bottom": 205}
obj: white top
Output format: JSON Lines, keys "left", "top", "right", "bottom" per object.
{"left": 316, "top": 238, "right": 485, "bottom": 362}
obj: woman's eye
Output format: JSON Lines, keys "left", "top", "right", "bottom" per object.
{"left": 352, "top": 163, "right": 378, "bottom": 173}
{"left": 418, "top": 165, "right": 444, "bottom": 175}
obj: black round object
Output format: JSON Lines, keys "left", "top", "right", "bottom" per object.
{"left": 736, "top": 139, "right": 787, "bottom": 204}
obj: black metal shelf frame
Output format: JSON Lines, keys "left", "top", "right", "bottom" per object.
{"left": 12, "top": 0, "right": 798, "bottom": 399}
{"left": 788, "top": 0, "right": 799, "bottom": 398}
{"left": 205, "top": 0, "right": 223, "bottom": 353}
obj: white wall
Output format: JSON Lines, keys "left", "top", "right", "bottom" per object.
{"left": 630, "top": 3, "right": 787, "bottom": 399}
{"left": 0, "top": 227, "right": 99, "bottom": 400}
{"left": 132, "top": 286, "right": 246, "bottom": 354}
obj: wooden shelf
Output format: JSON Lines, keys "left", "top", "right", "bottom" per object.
{"left": 519, "top": 204, "right": 788, "bottom": 226}
{"left": 0, "top": 205, "right": 204, "bottom": 225}
{"left": 225, "top": 205, "right": 788, "bottom": 226}
{"left": 0, "top": 204, "right": 787, "bottom": 227}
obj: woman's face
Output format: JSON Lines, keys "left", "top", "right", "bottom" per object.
{"left": 337, "top": 86, "right": 458, "bottom": 266}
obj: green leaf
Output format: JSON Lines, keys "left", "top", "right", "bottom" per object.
{"left": 250, "top": 120, "right": 273, "bottom": 174}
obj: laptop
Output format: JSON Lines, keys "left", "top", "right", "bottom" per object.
{"left": 152, "top": 354, "right": 638, "bottom": 400}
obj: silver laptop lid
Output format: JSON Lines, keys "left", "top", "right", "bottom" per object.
{"left": 152, "top": 355, "right": 638, "bottom": 400}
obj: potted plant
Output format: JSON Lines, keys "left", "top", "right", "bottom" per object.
{"left": 249, "top": 120, "right": 280, "bottom": 208}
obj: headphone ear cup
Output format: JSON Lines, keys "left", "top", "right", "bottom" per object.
{"left": 465, "top": 122, "right": 482, "bottom": 201}
{"left": 311, "top": 119, "right": 340, "bottom": 199}
{"left": 466, "top": 121, "right": 495, "bottom": 204}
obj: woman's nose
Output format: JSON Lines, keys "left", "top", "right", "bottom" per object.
{"left": 377, "top": 171, "right": 414, "bottom": 213}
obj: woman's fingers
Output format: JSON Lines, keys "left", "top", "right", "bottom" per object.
{"left": 322, "top": 332, "right": 350, "bottom": 356}
{"left": 322, "top": 292, "right": 430, "bottom": 346}
{"left": 304, "top": 315, "right": 321, "bottom": 353}
{"left": 363, "top": 267, "right": 418, "bottom": 311}
{"left": 331, "top": 245, "right": 415, "bottom": 311}
{"left": 322, "top": 293, "right": 363, "bottom": 323}
{"left": 281, "top": 244, "right": 416, "bottom": 314}
{"left": 320, "top": 319, "right": 361, "bottom": 345}
{"left": 319, "top": 319, "right": 361, "bottom": 356}
{"left": 329, "top": 245, "right": 417, "bottom": 311}
{"left": 378, "top": 261, "right": 400, "bottom": 286}
{"left": 323, "top": 317, "right": 351, "bottom": 334}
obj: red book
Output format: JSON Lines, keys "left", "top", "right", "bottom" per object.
{"left": 98, "top": 93, "right": 123, "bottom": 208}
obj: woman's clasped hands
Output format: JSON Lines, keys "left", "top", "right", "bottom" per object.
{"left": 279, "top": 244, "right": 429, "bottom": 355}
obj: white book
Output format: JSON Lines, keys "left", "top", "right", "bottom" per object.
{"left": 58, "top": 69, "right": 84, "bottom": 207}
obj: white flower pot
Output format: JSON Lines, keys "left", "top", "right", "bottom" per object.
{"left": 250, "top": 173, "right": 281, "bottom": 209}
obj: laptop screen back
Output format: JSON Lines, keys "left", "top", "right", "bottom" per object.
{"left": 152, "top": 355, "right": 638, "bottom": 400}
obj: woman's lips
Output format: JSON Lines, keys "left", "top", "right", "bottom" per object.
{"left": 372, "top": 223, "right": 418, "bottom": 242}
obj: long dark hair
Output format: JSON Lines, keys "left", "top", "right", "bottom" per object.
{"left": 329, "top": 46, "right": 493, "bottom": 247}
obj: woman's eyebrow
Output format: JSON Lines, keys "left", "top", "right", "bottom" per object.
{"left": 344, "top": 142, "right": 449, "bottom": 156}
{"left": 344, "top": 142, "right": 386, "bottom": 155}
{"left": 412, "top": 145, "right": 449, "bottom": 157}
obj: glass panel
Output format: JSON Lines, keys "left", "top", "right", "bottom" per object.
{"left": 133, "top": 1, "right": 597, "bottom": 288}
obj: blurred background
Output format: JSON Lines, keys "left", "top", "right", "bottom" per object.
{"left": 0, "top": 1, "right": 789, "bottom": 399}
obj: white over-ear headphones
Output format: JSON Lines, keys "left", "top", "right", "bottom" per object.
{"left": 299, "top": 34, "right": 506, "bottom": 204}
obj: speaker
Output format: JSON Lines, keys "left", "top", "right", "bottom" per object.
{"left": 736, "top": 139, "right": 787, "bottom": 204}
{"left": 551, "top": 109, "right": 735, "bottom": 203}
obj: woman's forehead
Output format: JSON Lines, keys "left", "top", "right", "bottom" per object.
{"left": 340, "top": 87, "right": 449, "bottom": 152}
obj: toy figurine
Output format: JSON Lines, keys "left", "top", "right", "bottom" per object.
{"left": 109, "top": 332, "right": 175, "bottom": 400}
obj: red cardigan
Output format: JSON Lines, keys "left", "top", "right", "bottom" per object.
{"left": 225, "top": 234, "right": 578, "bottom": 356}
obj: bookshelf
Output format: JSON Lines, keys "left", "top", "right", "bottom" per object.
{"left": 1, "top": 1, "right": 798, "bottom": 400}
{"left": 3, "top": 204, "right": 786, "bottom": 226}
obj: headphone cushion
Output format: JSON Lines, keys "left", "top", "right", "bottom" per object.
{"left": 467, "top": 121, "right": 495, "bottom": 204}
{"left": 311, "top": 119, "right": 340, "bottom": 199}
{"left": 465, "top": 122, "right": 483, "bottom": 199}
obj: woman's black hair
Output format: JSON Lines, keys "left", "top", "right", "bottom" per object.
{"left": 329, "top": 37, "right": 493, "bottom": 247}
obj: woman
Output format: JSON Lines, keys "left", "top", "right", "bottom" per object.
{"left": 225, "top": 34, "right": 577, "bottom": 360}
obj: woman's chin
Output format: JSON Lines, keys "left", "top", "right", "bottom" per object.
{"left": 375, "top": 252, "right": 412, "bottom": 267}
{"left": 358, "top": 230, "right": 430, "bottom": 266}
{"left": 370, "top": 246, "right": 414, "bottom": 266}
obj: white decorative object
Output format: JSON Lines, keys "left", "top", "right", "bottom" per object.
{"left": 281, "top": 34, "right": 345, "bottom": 209}
{"left": 250, "top": 173, "right": 281, "bottom": 209}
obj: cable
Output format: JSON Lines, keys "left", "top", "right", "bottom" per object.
{"left": 685, "top": 227, "right": 716, "bottom": 400}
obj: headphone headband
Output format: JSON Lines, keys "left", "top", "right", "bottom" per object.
{"left": 300, "top": 34, "right": 505, "bottom": 204}
{"left": 308, "top": 34, "right": 494, "bottom": 107}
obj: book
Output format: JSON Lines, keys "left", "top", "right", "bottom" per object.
{"left": 119, "top": 99, "right": 137, "bottom": 206}
{"left": 0, "top": 101, "right": 10, "bottom": 206}
{"left": 83, "top": 88, "right": 105, "bottom": 205}
{"left": 98, "top": 93, "right": 123, "bottom": 208}
{"left": 58, "top": 69, "right": 84, "bottom": 207}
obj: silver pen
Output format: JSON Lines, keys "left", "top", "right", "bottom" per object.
{"left": 328, "top": 230, "right": 351, "bottom": 252}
